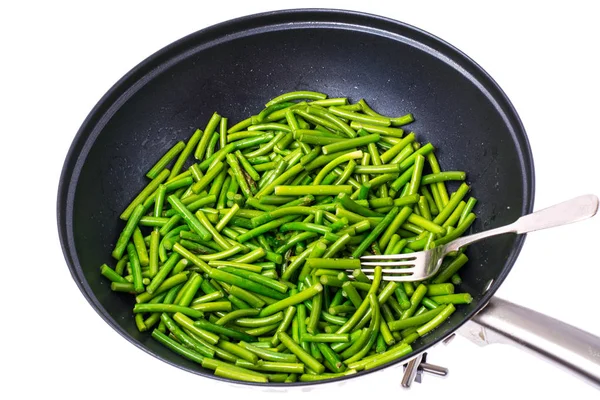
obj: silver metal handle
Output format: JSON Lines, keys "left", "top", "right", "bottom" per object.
{"left": 446, "top": 194, "right": 599, "bottom": 253}
{"left": 464, "top": 297, "right": 600, "bottom": 388}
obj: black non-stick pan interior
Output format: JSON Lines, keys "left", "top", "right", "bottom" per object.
{"left": 57, "top": 9, "right": 534, "bottom": 385}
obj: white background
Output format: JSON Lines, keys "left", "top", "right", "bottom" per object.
{"left": 2, "top": 0, "right": 599, "bottom": 399}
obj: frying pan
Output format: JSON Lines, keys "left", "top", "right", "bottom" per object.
{"left": 56, "top": 8, "right": 600, "bottom": 388}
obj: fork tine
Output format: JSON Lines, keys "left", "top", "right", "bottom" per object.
{"left": 365, "top": 274, "right": 423, "bottom": 282}
{"left": 360, "top": 254, "right": 418, "bottom": 261}
{"left": 360, "top": 261, "right": 417, "bottom": 267}
{"left": 359, "top": 268, "right": 418, "bottom": 274}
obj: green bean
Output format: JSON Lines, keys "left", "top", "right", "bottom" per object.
{"left": 266, "top": 91, "right": 326, "bottom": 107}
{"left": 407, "top": 213, "right": 446, "bottom": 235}
{"left": 219, "top": 267, "right": 288, "bottom": 294}
{"left": 164, "top": 195, "right": 210, "bottom": 242}
{"left": 432, "top": 182, "right": 470, "bottom": 226}
{"left": 340, "top": 282, "right": 362, "bottom": 309}
{"left": 313, "top": 150, "right": 363, "bottom": 185}
{"left": 130, "top": 228, "right": 149, "bottom": 268}
{"left": 192, "top": 318, "right": 256, "bottom": 342}
{"left": 245, "top": 322, "right": 280, "bottom": 336}
{"left": 255, "top": 164, "right": 305, "bottom": 198}
{"left": 432, "top": 213, "right": 476, "bottom": 247}
{"left": 280, "top": 222, "right": 337, "bottom": 240}
{"left": 273, "top": 185, "right": 354, "bottom": 197}
{"left": 321, "top": 134, "right": 380, "bottom": 155}
{"left": 269, "top": 305, "right": 297, "bottom": 347}
{"left": 351, "top": 207, "right": 399, "bottom": 258}
{"left": 137, "top": 216, "right": 169, "bottom": 227}
{"left": 235, "top": 215, "right": 296, "bottom": 243}
{"left": 194, "top": 210, "right": 231, "bottom": 250}
{"left": 244, "top": 243, "right": 282, "bottom": 264}
{"left": 299, "top": 146, "right": 321, "bottom": 167}
{"left": 214, "top": 365, "right": 267, "bottom": 383}
{"left": 416, "top": 303, "right": 456, "bottom": 337}
{"left": 301, "top": 333, "right": 349, "bottom": 343}
{"left": 166, "top": 129, "right": 203, "bottom": 180}
{"left": 406, "top": 154, "right": 425, "bottom": 196}
{"left": 236, "top": 359, "right": 304, "bottom": 374}
{"left": 190, "top": 291, "right": 224, "bottom": 306}
{"left": 238, "top": 341, "right": 298, "bottom": 363}
{"left": 233, "top": 151, "right": 260, "bottom": 182}
{"left": 274, "top": 232, "right": 318, "bottom": 255}
{"left": 293, "top": 108, "right": 340, "bottom": 133}
{"left": 320, "top": 233, "right": 351, "bottom": 259}
{"left": 193, "top": 158, "right": 226, "bottom": 192}
{"left": 401, "top": 284, "right": 427, "bottom": 320}
{"left": 132, "top": 303, "right": 203, "bottom": 318}
{"left": 328, "top": 304, "right": 356, "bottom": 315}
{"left": 110, "top": 282, "right": 136, "bottom": 293}
{"left": 459, "top": 197, "right": 478, "bottom": 225}
{"left": 360, "top": 342, "right": 413, "bottom": 370}
{"left": 278, "top": 332, "right": 325, "bottom": 374}
{"left": 144, "top": 142, "right": 184, "bottom": 179}
{"left": 113, "top": 203, "right": 146, "bottom": 259}
{"left": 328, "top": 107, "right": 390, "bottom": 126}
{"left": 226, "top": 294, "right": 249, "bottom": 309}
{"left": 225, "top": 153, "right": 252, "bottom": 199}
{"left": 227, "top": 118, "right": 253, "bottom": 135}
{"left": 214, "top": 308, "right": 260, "bottom": 326}
{"left": 427, "top": 283, "right": 455, "bottom": 296}
{"left": 172, "top": 312, "right": 219, "bottom": 344}
{"left": 388, "top": 306, "right": 446, "bottom": 331}
{"left": 306, "top": 283, "right": 323, "bottom": 334}
{"left": 345, "top": 294, "right": 381, "bottom": 363}
{"left": 426, "top": 152, "right": 450, "bottom": 205}
{"left": 377, "top": 206, "right": 412, "bottom": 250}
{"left": 306, "top": 106, "right": 356, "bottom": 138}
{"left": 231, "top": 246, "right": 267, "bottom": 264}
{"left": 191, "top": 301, "right": 232, "bottom": 313}
{"left": 430, "top": 293, "right": 473, "bottom": 304}
{"left": 176, "top": 272, "right": 203, "bottom": 307}
{"left": 335, "top": 270, "right": 379, "bottom": 334}
{"left": 310, "top": 342, "right": 323, "bottom": 363}
{"left": 421, "top": 297, "right": 440, "bottom": 310}
{"left": 208, "top": 268, "right": 287, "bottom": 300}
{"left": 450, "top": 274, "right": 462, "bottom": 285}
{"left": 216, "top": 176, "right": 231, "bottom": 210}
{"left": 152, "top": 329, "right": 206, "bottom": 364}
{"left": 421, "top": 171, "right": 466, "bottom": 185}
{"left": 379, "top": 133, "right": 415, "bottom": 163}
{"left": 432, "top": 254, "right": 469, "bottom": 284}
{"left": 100, "top": 264, "right": 128, "bottom": 284}
{"left": 350, "top": 120, "right": 407, "bottom": 137}
{"left": 126, "top": 242, "right": 144, "bottom": 293}
{"left": 394, "top": 287, "right": 411, "bottom": 310}
{"left": 319, "top": 275, "right": 348, "bottom": 287}
{"left": 352, "top": 281, "right": 398, "bottom": 330}
{"left": 259, "top": 284, "right": 323, "bottom": 317}
{"left": 299, "top": 370, "right": 357, "bottom": 381}
{"left": 353, "top": 164, "right": 401, "bottom": 175}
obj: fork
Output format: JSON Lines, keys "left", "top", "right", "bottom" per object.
{"left": 357, "top": 194, "right": 599, "bottom": 282}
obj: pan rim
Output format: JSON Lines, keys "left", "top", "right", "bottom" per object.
{"left": 56, "top": 7, "right": 535, "bottom": 387}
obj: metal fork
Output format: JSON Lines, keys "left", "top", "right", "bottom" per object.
{"left": 358, "top": 194, "right": 599, "bottom": 282}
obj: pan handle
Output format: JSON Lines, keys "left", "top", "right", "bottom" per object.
{"left": 461, "top": 297, "right": 600, "bottom": 388}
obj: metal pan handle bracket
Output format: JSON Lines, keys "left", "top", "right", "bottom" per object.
{"left": 459, "top": 297, "right": 600, "bottom": 388}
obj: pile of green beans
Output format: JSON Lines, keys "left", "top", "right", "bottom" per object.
{"left": 100, "top": 91, "right": 477, "bottom": 383}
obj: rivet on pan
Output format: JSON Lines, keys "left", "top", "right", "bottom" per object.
{"left": 442, "top": 333, "right": 456, "bottom": 345}
{"left": 483, "top": 279, "right": 494, "bottom": 293}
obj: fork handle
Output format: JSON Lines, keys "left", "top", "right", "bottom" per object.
{"left": 446, "top": 194, "right": 599, "bottom": 253}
